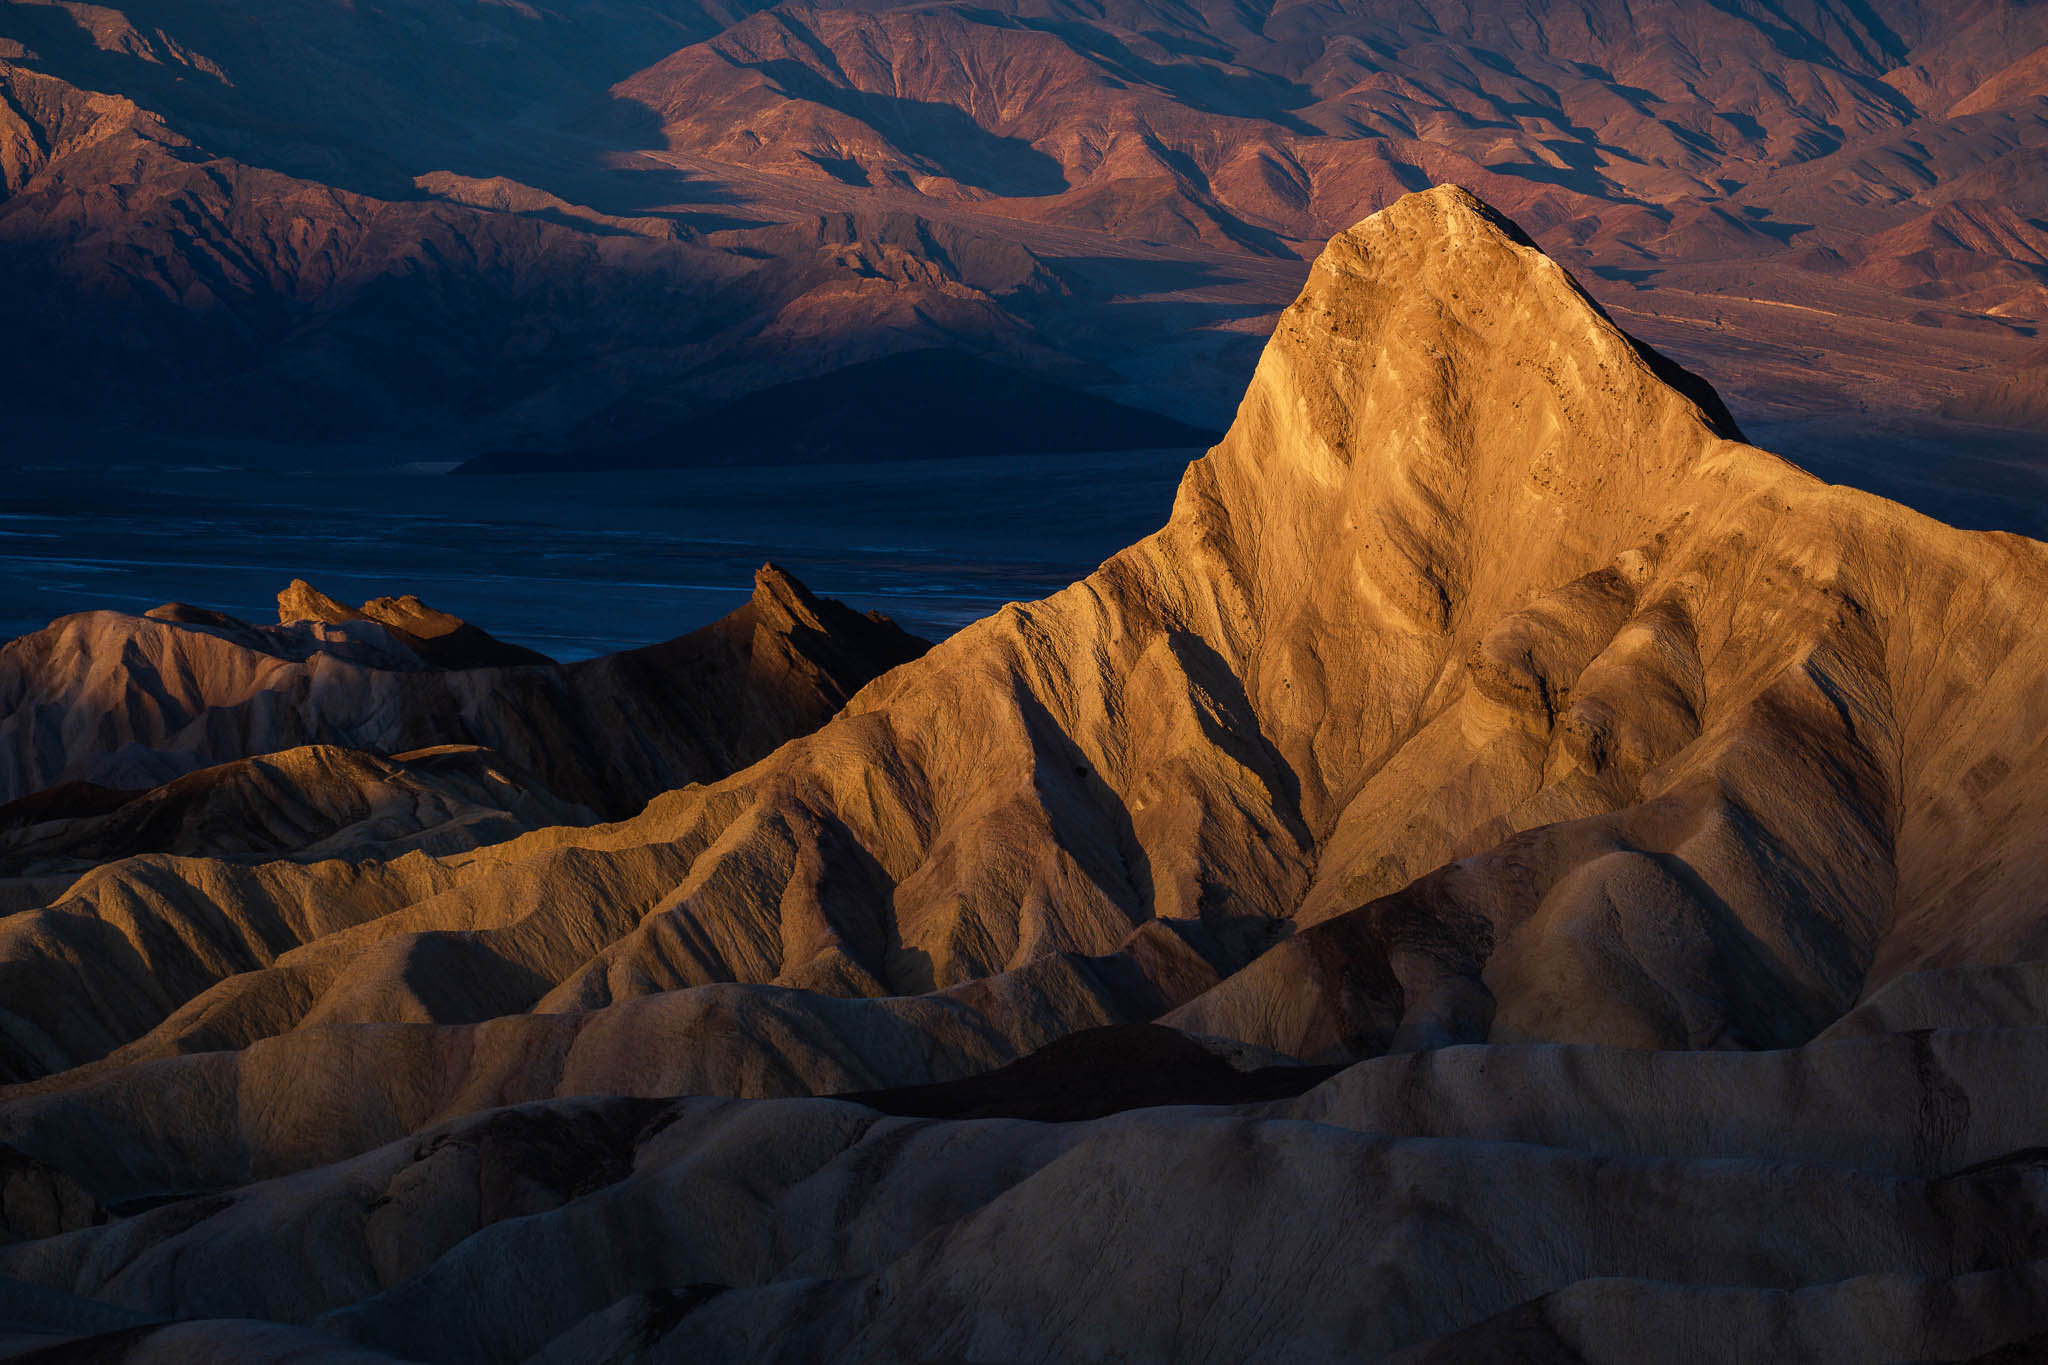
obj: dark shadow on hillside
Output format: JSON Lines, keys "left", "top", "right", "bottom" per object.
{"left": 980, "top": 12, "right": 1322, "bottom": 133}
{"left": 1482, "top": 156, "right": 1627, "bottom": 198}
{"left": 838, "top": 1024, "right": 1343, "bottom": 1122}
{"left": 738, "top": 58, "right": 1069, "bottom": 197}
{"left": 459, "top": 350, "right": 1223, "bottom": 473}
{"left": 518, "top": 160, "right": 757, "bottom": 217}
{"left": 1047, "top": 255, "right": 1244, "bottom": 297}
{"left": 1738, "top": 207, "right": 1814, "bottom": 244}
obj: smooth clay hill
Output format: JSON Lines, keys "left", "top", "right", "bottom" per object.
{"left": 5, "top": 186, "right": 2048, "bottom": 1362}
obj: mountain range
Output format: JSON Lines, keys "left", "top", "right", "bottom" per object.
{"left": 4, "top": 186, "right": 2048, "bottom": 1361}
{"left": 3, "top": 0, "right": 2046, "bottom": 454}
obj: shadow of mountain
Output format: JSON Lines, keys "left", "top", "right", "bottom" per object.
{"left": 527, "top": 161, "right": 754, "bottom": 216}
{"left": 838, "top": 1024, "right": 1343, "bottom": 1122}
{"left": 1483, "top": 157, "right": 1627, "bottom": 198}
{"left": 1046, "top": 255, "right": 1243, "bottom": 297}
{"left": 459, "top": 350, "right": 1222, "bottom": 473}
{"left": 987, "top": 13, "right": 1322, "bottom": 132}
{"left": 742, "top": 58, "right": 1069, "bottom": 197}
{"left": 0, "top": 0, "right": 738, "bottom": 205}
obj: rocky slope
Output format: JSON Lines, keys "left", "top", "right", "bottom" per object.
{"left": 2, "top": 186, "right": 2048, "bottom": 1358}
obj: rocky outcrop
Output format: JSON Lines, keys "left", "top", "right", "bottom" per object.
{"left": 275, "top": 582, "right": 554, "bottom": 669}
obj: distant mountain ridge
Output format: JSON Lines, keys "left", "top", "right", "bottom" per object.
{"left": 2, "top": 0, "right": 2045, "bottom": 445}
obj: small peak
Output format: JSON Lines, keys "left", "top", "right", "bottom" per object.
{"left": 277, "top": 579, "right": 365, "bottom": 627}
{"left": 1363, "top": 183, "right": 1541, "bottom": 249}
{"left": 752, "top": 562, "right": 826, "bottom": 631}
{"left": 1234, "top": 184, "right": 1742, "bottom": 480}
{"left": 1331, "top": 186, "right": 1744, "bottom": 440}
{"left": 360, "top": 593, "right": 467, "bottom": 641}
{"left": 270, "top": 580, "right": 549, "bottom": 667}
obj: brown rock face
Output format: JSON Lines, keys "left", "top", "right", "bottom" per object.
{"left": 5, "top": 187, "right": 2048, "bottom": 1361}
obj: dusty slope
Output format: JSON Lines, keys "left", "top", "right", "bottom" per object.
{"left": 4, "top": 184, "right": 2048, "bottom": 1361}
{"left": 0, "top": 566, "right": 926, "bottom": 1081}
{"left": 1942, "top": 341, "right": 2048, "bottom": 428}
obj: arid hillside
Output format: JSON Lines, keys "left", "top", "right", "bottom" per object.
{"left": 4, "top": 188, "right": 2048, "bottom": 1360}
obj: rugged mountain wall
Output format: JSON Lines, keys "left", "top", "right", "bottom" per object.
{"left": 0, "top": 51, "right": 1077, "bottom": 442}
